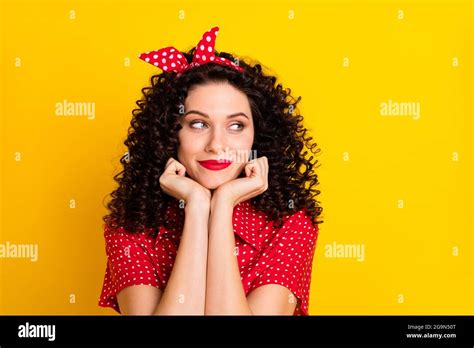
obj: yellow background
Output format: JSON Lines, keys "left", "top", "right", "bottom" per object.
{"left": 0, "top": 0, "right": 472, "bottom": 314}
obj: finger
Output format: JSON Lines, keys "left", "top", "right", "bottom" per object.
{"left": 262, "top": 156, "right": 269, "bottom": 179}
{"left": 257, "top": 156, "right": 268, "bottom": 178}
{"left": 255, "top": 157, "right": 268, "bottom": 187}
{"left": 164, "top": 157, "right": 175, "bottom": 170}
{"left": 168, "top": 159, "right": 185, "bottom": 176}
{"left": 165, "top": 158, "right": 186, "bottom": 176}
{"left": 174, "top": 161, "right": 186, "bottom": 176}
{"left": 245, "top": 166, "right": 252, "bottom": 178}
{"left": 245, "top": 161, "right": 258, "bottom": 178}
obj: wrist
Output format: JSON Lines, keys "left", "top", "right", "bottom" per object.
{"left": 185, "top": 192, "right": 211, "bottom": 211}
{"left": 210, "top": 192, "right": 235, "bottom": 212}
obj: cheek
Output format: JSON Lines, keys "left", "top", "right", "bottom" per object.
{"left": 177, "top": 133, "right": 194, "bottom": 161}
{"left": 234, "top": 131, "right": 254, "bottom": 150}
{"left": 228, "top": 134, "right": 254, "bottom": 166}
{"left": 246, "top": 124, "right": 255, "bottom": 145}
{"left": 177, "top": 133, "right": 208, "bottom": 167}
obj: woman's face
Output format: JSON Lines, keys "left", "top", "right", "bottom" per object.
{"left": 177, "top": 81, "right": 255, "bottom": 190}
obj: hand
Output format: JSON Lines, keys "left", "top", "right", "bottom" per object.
{"left": 212, "top": 156, "right": 269, "bottom": 207}
{"left": 159, "top": 157, "right": 211, "bottom": 204}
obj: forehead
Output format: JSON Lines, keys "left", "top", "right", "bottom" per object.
{"left": 184, "top": 82, "right": 251, "bottom": 114}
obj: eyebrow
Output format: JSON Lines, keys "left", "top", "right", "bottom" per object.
{"left": 183, "top": 110, "right": 249, "bottom": 120}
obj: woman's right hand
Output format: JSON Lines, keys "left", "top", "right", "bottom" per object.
{"left": 159, "top": 157, "right": 211, "bottom": 204}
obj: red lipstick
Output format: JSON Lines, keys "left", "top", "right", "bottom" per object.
{"left": 198, "top": 159, "right": 232, "bottom": 171}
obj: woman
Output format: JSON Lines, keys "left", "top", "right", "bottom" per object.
{"left": 98, "top": 27, "right": 323, "bottom": 315}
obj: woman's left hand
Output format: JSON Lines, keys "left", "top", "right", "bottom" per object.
{"left": 212, "top": 156, "right": 269, "bottom": 207}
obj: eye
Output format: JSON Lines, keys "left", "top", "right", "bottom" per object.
{"left": 190, "top": 120, "right": 206, "bottom": 129}
{"left": 190, "top": 121, "right": 244, "bottom": 131}
{"left": 229, "top": 123, "right": 244, "bottom": 131}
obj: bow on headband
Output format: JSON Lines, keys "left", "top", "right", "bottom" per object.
{"left": 138, "top": 26, "right": 244, "bottom": 74}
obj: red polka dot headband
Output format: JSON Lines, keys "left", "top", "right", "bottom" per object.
{"left": 138, "top": 26, "right": 244, "bottom": 75}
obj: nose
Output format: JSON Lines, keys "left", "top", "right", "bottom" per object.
{"left": 205, "top": 127, "right": 226, "bottom": 155}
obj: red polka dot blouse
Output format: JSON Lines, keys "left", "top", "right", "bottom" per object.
{"left": 98, "top": 198, "right": 319, "bottom": 315}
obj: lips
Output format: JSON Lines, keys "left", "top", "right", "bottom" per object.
{"left": 198, "top": 159, "right": 232, "bottom": 171}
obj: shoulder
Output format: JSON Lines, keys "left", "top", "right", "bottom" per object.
{"left": 286, "top": 208, "right": 318, "bottom": 233}
{"left": 258, "top": 207, "right": 319, "bottom": 258}
{"left": 278, "top": 207, "right": 319, "bottom": 240}
{"left": 103, "top": 224, "right": 157, "bottom": 254}
{"left": 248, "top": 205, "right": 319, "bottom": 254}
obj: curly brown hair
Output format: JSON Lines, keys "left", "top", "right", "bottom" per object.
{"left": 103, "top": 47, "right": 324, "bottom": 237}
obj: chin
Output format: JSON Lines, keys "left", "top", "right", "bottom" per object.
{"left": 187, "top": 165, "right": 243, "bottom": 190}
{"left": 191, "top": 170, "right": 239, "bottom": 190}
{"left": 197, "top": 177, "right": 228, "bottom": 190}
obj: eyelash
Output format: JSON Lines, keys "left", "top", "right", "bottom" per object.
{"left": 189, "top": 120, "right": 244, "bottom": 131}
